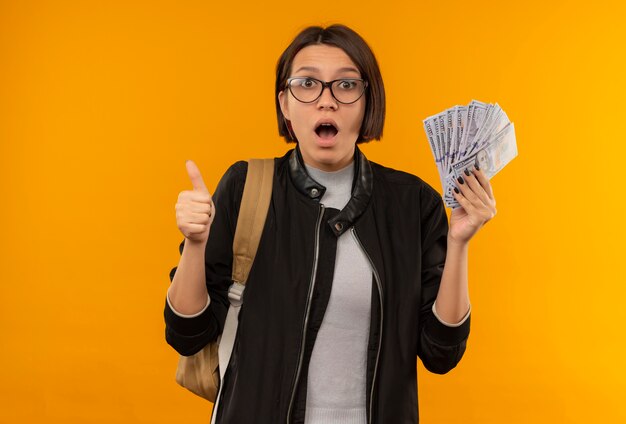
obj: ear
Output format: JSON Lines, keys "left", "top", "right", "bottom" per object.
{"left": 278, "top": 90, "right": 290, "bottom": 120}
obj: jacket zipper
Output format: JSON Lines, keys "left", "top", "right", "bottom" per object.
{"left": 286, "top": 203, "right": 325, "bottom": 423}
{"left": 351, "top": 226, "right": 384, "bottom": 424}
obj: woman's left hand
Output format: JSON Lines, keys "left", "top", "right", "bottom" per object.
{"left": 448, "top": 165, "right": 497, "bottom": 245}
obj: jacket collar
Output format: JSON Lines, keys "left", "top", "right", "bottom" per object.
{"left": 288, "top": 143, "right": 373, "bottom": 237}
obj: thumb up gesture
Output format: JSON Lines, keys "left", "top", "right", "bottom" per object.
{"left": 175, "top": 160, "right": 216, "bottom": 244}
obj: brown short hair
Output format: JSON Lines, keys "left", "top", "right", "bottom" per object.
{"left": 275, "top": 24, "right": 386, "bottom": 144}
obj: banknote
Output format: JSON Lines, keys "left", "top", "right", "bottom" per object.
{"left": 422, "top": 100, "right": 517, "bottom": 209}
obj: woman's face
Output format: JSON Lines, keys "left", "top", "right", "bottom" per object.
{"left": 278, "top": 44, "right": 366, "bottom": 172}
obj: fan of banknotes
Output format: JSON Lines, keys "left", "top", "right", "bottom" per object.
{"left": 422, "top": 99, "right": 518, "bottom": 209}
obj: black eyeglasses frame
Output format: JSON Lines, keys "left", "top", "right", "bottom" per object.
{"left": 285, "top": 77, "right": 368, "bottom": 105}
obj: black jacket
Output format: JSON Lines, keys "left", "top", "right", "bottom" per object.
{"left": 164, "top": 145, "right": 471, "bottom": 424}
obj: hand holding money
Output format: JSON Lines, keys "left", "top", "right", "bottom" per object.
{"left": 447, "top": 164, "right": 497, "bottom": 245}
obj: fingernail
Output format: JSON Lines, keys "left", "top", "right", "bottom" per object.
{"left": 454, "top": 187, "right": 460, "bottom": 194}
{"left": 474, "top": 163, "right": 480, "bottom": 170}
{"left": 457, "top": 176, "right": 464, "bottom": 184}
{"left": 464, "top": 168, "right": 471, "bottom": 176}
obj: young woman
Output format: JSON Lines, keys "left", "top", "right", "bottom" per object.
{"left": 165, "top": 24, "right": 497, "bottom": 424}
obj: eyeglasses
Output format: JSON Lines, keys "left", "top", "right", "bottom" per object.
{"left": 286, "top": 77, "right": 368, "bottom": 104}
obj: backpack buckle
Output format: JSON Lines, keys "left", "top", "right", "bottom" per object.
{"left": 228, "top": 281, "right": 245, "bottom": 307}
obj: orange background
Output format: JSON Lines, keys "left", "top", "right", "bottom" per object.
{"left": 1, "top": 0, "right": 625, "bottom": 422}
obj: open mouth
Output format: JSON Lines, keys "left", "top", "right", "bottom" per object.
{"left": 314, "top": 123, "right": 338, "bottom": 139}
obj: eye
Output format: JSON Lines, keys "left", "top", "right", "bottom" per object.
{"left": 337, "top": 79, "right": 357, "bottom": 90}
{"left": 299, "top": 78, "right": 318, "bottom": 89}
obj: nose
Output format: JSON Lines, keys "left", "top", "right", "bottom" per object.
{"left": 317, "top": 84, "right": 338, "bottom": 110}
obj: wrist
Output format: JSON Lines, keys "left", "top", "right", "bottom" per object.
{"left": 183, "top": 237, "right": 208, "bottom": 251}
{"left": 447, "top": 235, "right": 469, "bottom": 251}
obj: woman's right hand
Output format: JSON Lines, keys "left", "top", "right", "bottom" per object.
{"left": 175, "top": 160, "right": 215, "bottom": 244}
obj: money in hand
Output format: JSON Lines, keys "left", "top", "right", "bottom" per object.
{"left": 422, "top": 100, "right": 517, "bottom": 209}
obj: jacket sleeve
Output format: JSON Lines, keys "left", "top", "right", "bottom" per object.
{"left": 416, "top": 188, "right": 471, "bottom": 374}
{"left": 163, "top": 161, "right": 248, "bottom": 356}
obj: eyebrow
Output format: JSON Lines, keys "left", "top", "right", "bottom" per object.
{"left": 293, "top": 66, "right": 361, "bottom": 76}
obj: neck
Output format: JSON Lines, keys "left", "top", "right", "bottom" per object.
{"left": 297, "top": 144, "right": 356, "bottom": 172}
